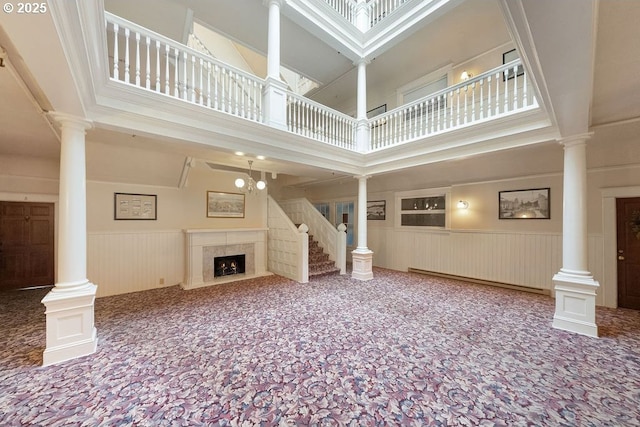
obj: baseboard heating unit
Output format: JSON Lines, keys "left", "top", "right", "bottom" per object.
{"left": 408, "top": 268, "right": 550, "bottom": 296}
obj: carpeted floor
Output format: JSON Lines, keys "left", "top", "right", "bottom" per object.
{"left": 1, "top": 268, "right": 639, "bottom": 426}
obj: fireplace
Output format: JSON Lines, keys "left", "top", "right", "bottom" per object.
{"left": 214, "top": 254, "right": 246, "bottom": 277}
{"left": 183, "top": 228, "right": 268, "bottom": 290}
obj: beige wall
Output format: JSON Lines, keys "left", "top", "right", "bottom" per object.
{"left": 0, "top": 155, "right": 59, "bottom": 195}
{"left": 86, "top": 164, "right": 267, "bottom": 232}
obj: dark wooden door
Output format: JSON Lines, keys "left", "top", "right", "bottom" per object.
{"left": 0, "top": 202, "right": 55, "bottom": 290}
{"left": 617, "top": 197, "right": 640, "bottom": 310}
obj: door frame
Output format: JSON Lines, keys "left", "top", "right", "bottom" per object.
{"left": 0, "top": 192, "right": 58, "bottom": 285}
{"left": 602, "top": 186, "right": 640, "bottom": 308}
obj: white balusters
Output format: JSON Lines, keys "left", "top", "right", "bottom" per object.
{"left": 512, "top": 64, "right": 518, "bottom": 111}
{"left": 504, "top": 68, "right": 509, "bottom": 111}
{"left": 173, "top": 47, "right": 179, "bottom": 97}
{"left": 112, "top": 23, "right": 119, "bottom": 79}
{"left": 135, "top": 31, "right": 140, "bottom": 86}
{"left": 145, "top": 36, "right": 150, "bottom": 90}
{"left": 164, "top": 44, "right": 170, "bottom": 95}
{"left": 155, "top": 40, "right": 160, "bottom": 92}
{"left": 106, "top": 13, "right": 532, "bottom": 152}
{"left": 124, "top": 28, "right": 130, "bottom": 83}
{"left": 203, "top": 59, "right": 209, "bottom": 106}
{"left": 479, "top": 80, "right": 484, "bottom": 119}
{"left": 496, "top": 70, "right": 501, "bottom": 115}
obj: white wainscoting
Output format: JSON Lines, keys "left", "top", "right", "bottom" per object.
{"left": 368, "top": 227, "right": 605, "bottom": 304}
{"left": 88, "top": 230, "right": 184, "bottom": 298}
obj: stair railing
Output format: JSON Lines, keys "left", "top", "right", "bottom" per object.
{"left": 278, "top": 198, "right": 347, "bottom": 275}
{"left": 267, "top": 196, "right": 309, "bottom": 283}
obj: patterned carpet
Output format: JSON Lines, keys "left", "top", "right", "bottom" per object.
{"left": 1, "top": 268, "right": 639, "bottom": 426}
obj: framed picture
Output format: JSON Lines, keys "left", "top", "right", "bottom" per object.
{"left": 499, "top": 188, "right": 550, "bottom": 219}
{"left": 114, "top": 193, "right": 157, "bottom": 220}
{"left": 367, "top": 200, "right": 386, "bottom": 220}
{"left": 207, "top": 191, "right": 245, "bottom": 218}
{"left": 502, "top": 48, "right": 524, "bottom": 80}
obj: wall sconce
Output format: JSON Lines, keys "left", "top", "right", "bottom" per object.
{"left": 457, "top": 200, "right": 469, "bottom": 210}
{"left": 235, "top": 160, "right": 266, "bottom": 193}
{"left": 460, "top": 70, "right": 472, "bottom": 81}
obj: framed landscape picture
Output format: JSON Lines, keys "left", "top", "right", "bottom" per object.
{"left": 207, "top": 191, "right": 245, "bottom": 218}
{"left": 367, "top": 200, "right": 386, "bottom": 220}
{"left": 499, "top": 188, "right": 550, "bottom": 219}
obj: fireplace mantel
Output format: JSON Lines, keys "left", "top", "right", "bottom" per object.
{"left": 182, "top": 228, "right": 270, "bottom": 290}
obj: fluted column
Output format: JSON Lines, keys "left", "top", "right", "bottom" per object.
{"left": 352, "top": 175, "right": 373, "bottom": 280}
{"left": 552, "top": 133, "right": 599, "bottom": 337}
{"left": 41, "top": 112, "right": 98, "bottom": 366}
{"left": 262, "top": 0, "right": 288, "bottom": 130}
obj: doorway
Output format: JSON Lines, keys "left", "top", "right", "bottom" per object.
{"left": 0, "top": 202, "right": 55, "bottom": 291}
{"left": 617, "top": 197, "right": 640, "bottom": 310}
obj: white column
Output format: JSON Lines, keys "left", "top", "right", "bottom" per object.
{"left": 552, "top": 133, "right": 599, "bottom": 337}
{"left": 352, "top": 175, "right": 373, "bottom": 280}
{"left": 262, "top": 0, "right": 288, "bottom": 130}
{"left": 41, "top": 112, "right": 98, "bottom": 366}
{"left": 355, "top": 59, "right": 370, "bottom": 153}
{"left": 266, "top": 0, "right": 283, "bottom": 81}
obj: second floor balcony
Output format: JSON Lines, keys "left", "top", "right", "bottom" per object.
{"left": 105, "top": 10, "right": 545, "bottom": 167}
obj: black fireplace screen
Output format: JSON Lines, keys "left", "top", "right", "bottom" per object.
{"left": 214, "top": 254, "right": 246, "bottom": 277}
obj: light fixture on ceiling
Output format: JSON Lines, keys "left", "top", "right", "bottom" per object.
{"left": 235, "top": 160, "right": 266, "bottom": 193}
{"left": 460, "top": 70, "right": 472, "bottom": 81}
{"left": 457, "top": 200, "right": 469, "bottom": 210}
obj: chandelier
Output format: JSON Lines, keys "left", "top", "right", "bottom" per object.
{"left": 235, "top": 160, "right": 266, "bottom": 193}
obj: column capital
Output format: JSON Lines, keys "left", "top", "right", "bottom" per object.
{"left": 353, "top": 58, "right": 372, "bottom": 67}
{"left": 47, "top": 112, "right": 93, "bottom": 132}
{"left": 352, "top": 174, "right": 371, "bottom": 181}
{"left": 263, "top": 0, "right": 285, "bottom": 8}
{"left": 557, "top": 132, "right": 593, "bottom": 148}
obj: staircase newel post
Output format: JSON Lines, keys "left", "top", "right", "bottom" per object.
{"left": 337, "top": 223, "right": 347, "bottom": 274}
{"left": 297, "top": 223, "right": 309, "bottom": 283}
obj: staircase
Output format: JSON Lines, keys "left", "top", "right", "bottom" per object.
{"left": 308, "top": 234, "right": 340, "bottom": 278}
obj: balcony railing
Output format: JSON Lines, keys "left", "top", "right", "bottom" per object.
{"left": 286, "top": 92, "right": 357, "bottom": 151}
{"left": 105, "top": 12, "right": 537, "bottom": 155}
{"left": 324, "top": 0, "right": 357, "bottom": 24}
{"left": 368, "top": 0, "right": 408, "bottom": 27}
{"left": 106, "top": 13, "right": 264, "bottom": 122}
{"left": 322, "top": 0, "right": 409, "bottom": 29}
{"left": 369, "top": 62, "right": 537, "bottom": 151}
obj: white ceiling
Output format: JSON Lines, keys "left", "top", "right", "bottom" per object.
{"left": 0, "top": 0, "right": 639, "bottom": 189}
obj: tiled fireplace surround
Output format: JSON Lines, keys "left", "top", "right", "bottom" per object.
{"left": 182, "top": 228, "right": 269, "bottom": 289}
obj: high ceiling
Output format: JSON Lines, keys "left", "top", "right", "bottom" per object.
{"left": 0, "top": 0, "right": 639, "bottom": 189}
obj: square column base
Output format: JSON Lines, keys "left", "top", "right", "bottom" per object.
{"left": 351, "top": 249, "right": 374, "bottom": 281}
{"left": 552, "top": 271, "right": 599, "bottom": 337}
{"left": 262, "top": 78, "right": 288, "bottom": 131}
{"left": 41, "top": 283, "right": 98, "bottom": 366}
